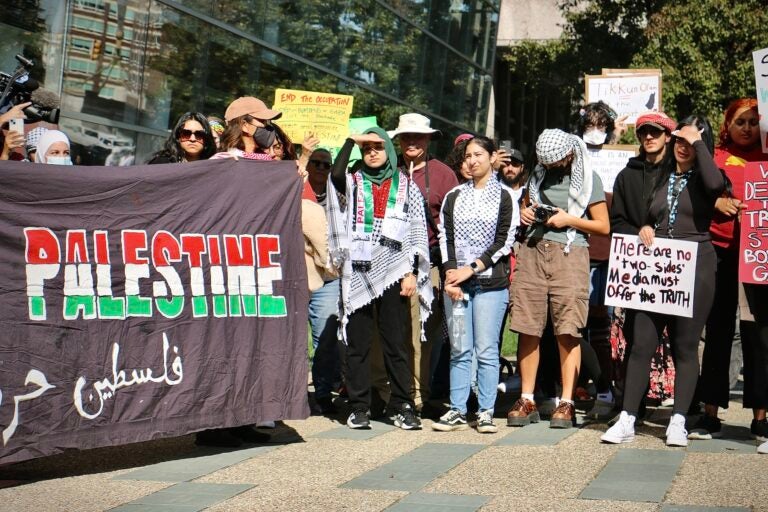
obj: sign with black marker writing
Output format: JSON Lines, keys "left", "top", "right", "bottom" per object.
{"left": 740, "top": 161, "right": 768, "bottom": 284}
{"left": 605, "top": 234, "right": 698, "bottom": 317}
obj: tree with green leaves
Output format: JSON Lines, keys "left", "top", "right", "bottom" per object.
{"left": 499, "top": 0, "right": 767, "bottom": 138}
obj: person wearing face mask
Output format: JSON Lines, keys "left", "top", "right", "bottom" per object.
{"left": 35, "top": 130, "right": 73, "bottom": 165}
{"left": 213, "top": 96, "right": 281, "bottom": 161}
{"left": 690, "top": 98, "right": 766, "bottom": 442}
{"left": 507, "top": 129, "right": 610, "bottom": 429}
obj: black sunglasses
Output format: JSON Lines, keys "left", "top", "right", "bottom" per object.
{"left": 179, "top": 129, "right": 207, "bottom": 141}
{"left": 309, "top": 159, "right": 331, "bottom": 169}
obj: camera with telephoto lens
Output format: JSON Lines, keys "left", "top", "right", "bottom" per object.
{"left": 533, "top": 204, "right": 558, "bottom": 224}
{"left": 0, "top": 54, "right": 60, "bottom": 124}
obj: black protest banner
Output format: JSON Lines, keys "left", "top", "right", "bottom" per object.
{"left": 0, "top": 159, "right": 310, "bottom": 464}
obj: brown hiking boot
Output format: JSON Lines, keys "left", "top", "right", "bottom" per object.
{"left": 550, "top": 401, "right": 576, "bottom": 429}
{"left": 507, "top": 398, "right": 540, "bottom": 427}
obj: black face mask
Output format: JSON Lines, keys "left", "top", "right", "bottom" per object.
{"left": 253, "top": 125, "right": 276, "bottom": 149}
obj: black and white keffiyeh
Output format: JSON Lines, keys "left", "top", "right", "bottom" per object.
{"left": 529, "top": 128, "right": 593, "bottom": 252}
{"left": 326, "top": 170, "right": 432, "bottom": 341}
{"left": 447, "top": 176, "right": 510, "bottom": 268}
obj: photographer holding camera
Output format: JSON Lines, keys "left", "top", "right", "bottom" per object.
{"left": 507, "top": 128, "right": 609, "bottom": 429}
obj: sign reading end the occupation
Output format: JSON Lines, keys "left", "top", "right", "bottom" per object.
{"left": 605, "top": 234, "right": 698, "bottom": 318}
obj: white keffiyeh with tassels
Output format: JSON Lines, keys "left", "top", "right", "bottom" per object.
{"left": 326, "top": 170, "right": 432, "bottom": 342}
{"left": 528, "top": 129, "right": 594, "bottom": 253}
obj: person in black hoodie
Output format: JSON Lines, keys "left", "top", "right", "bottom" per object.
{"left": 611, "top": 112, "right": 677, "bottom": 234}
{"left": 608, "top": 111, "right": 677, "bottom": 420}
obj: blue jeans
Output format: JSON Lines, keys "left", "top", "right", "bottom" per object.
{"left": 443, "top": 284, "right": 507, "bottom": 414}
{"left": 309, "top": 279, "right": 341, "bottom": 398}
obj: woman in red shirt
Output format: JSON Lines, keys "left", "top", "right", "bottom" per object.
{"left": 690, "top": 98, "right": 765, "bottom": 441}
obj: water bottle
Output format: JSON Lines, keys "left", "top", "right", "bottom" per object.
{"left": 451, "top": 294, "right": 466, "bottom": 345}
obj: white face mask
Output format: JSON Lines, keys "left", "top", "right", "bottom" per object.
{"left": 582, "top": 129, "right": 607, "bottom": 146}
{"left": 46, "top": 156, "right": 73, "bottom": 165}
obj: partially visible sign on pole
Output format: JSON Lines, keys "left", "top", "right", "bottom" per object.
{"left": 753, "top": 47, "right": 768, "bottom": 153}
{"left": 586, "top": 144, "right": 638, "bottom": 193}
{"left": 605, "top": 234, "right": 698, "bottom": 317}
{"left": 740, "top": 161, "right": 768, "bottom": 284}
{"left": 585, "top": 71, "right": 662, "bottom": 124}
{"left": 274, "top": 89, "right": 354, "bottom": 148}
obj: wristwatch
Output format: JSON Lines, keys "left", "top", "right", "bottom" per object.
{"left": 469, "top": 261, "right": 479, "bottom": 274}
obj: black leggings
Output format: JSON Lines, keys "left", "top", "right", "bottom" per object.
{"left": 743, "top": 284, "right": 768, "bottom": 409}
{"left": 623, "top": 242, "right": 716, "bottom": 416}
{"left": 697, "top": 246, "right": 739, "bottom": 408}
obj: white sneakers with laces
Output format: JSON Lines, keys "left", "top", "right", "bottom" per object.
{"left": 600, "top": 411, "right": 635, "bottom": 444}
{"left": 666, "top": 413, "right": 688, "bottom": 447}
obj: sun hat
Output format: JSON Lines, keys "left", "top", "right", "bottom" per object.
{"left": 387, "top": 113, "right": 441, "bottom": 138}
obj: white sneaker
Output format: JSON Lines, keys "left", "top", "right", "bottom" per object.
{"left": 758, "top": 440, "right": 768, "bottom": 454}
{"left": 666, "top": 414, "right": 688, "bottom": 447}
{"left": 476, "top": 410, "right": 498, "bottom": 434}
{"left": 256, "top": 421, "right": 276, "bottom": 429}
{"left": 601, "top": 411, "right": 635, "bottom": 444}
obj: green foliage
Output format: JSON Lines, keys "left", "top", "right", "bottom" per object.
{"left": 501, "top": 0, "right": 767, "bottom": 127}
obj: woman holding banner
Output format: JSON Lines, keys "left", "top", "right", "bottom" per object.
{"left": 691, "top": 98, "right": 768, "bottom": 442}
{"left": 602, "top": 116, "right": 724, "bottom": 447}
{"left": 326, "top": 127, "right": 432, "bottom": 431}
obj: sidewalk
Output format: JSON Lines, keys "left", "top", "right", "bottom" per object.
{"left": 0, "top": 394, "right": 764, "bottom": 512}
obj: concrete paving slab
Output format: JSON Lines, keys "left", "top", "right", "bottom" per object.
{"left": 342, "top": 443, "right": 484, "bottom": 492}
{"left": 128, "top": 482, "right": 252, "bottom": 508}
{"left": 580, "top": 449, "right": 684, "bottom": 502}
{"left": 660, "top": 506, "right": 751, "bottom": 512}
{"left": 495, "top": 421, "right": 580, "bottom": 446}
{"left": 114, "top": 446, "right": 278, "bottom": 482}
{"left": 312, "top": 420, "right": 397, "bottom": 440}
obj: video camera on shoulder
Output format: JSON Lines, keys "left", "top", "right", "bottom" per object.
{"left": 0, "top": 54, "right": 60, "bottom": 124}
{"left": 532, "top": 203, "right": 558, "bottom": 224}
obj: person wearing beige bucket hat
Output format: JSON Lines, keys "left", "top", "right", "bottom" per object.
{"left": 387, "top": 113, "right": 457, "bottom": 415}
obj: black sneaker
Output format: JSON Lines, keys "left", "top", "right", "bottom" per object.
{"left": 394, "top": 404, "right": 422, "bottom": 430}
{"left": 195, "top": 429, "right": 243, "bottom": 448}
{"left": 313, "top": 395, "right": 337, "bottom": 415}
{"left": 347, "top": 409, "right": 371, "bottom": 429}
{"left": 687, "top": 414, "right": 722, "bottom": 440}
{"left": 230, "top": 425, "right": 271, "bottom": 443}
{"left": 751, "top": 418, "right": 768, "bottom": 442}
{"left": 432, "top": 409, "right": 469, "bottom": 432}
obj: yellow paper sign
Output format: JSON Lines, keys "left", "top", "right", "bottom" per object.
{"left": 274, "top": 89, "right": 354, "bottom": 148}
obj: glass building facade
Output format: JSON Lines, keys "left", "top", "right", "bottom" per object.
{"left": 2, "top": 0, "right": 499, "bottom": 164}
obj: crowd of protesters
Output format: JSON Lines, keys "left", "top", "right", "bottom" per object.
{"left": 0, "top": 93, "right": 766, "bottom": 454}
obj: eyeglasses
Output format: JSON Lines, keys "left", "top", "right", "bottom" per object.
{"left": 179, "top": 129, "right": 206, "bottom": 141}
{"left": 636, "top": 127, "right": 664, "bottom": 139}
{"left": 362, "top": 143, "right": 385, "bottom": 153}
{"left": 309, "top": 159, "right": 331, "bottom": 170}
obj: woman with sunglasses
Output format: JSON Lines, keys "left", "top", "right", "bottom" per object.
{"left": 326, "top": 127, "right": 432, "bottom": 430}
{"left": 602, "top": 116, "right": 724, "bottom": 447}
{"left": 148, "top": 112, "right": 216, "bottom": 164}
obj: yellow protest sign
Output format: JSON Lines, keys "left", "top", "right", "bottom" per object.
{"left": 273, "top": 89, "right": 354, "bottom": 148}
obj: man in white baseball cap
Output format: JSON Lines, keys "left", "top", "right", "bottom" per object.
{"left": 387, "top": 113, "right": 458, "bottom": 416}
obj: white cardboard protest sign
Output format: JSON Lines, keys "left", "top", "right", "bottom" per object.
{"left": 585, "top": 72, "right": 661, "bottom": 124}
{"left": 753, "top": 47, "right": 768, "bottom": 153}
{"left": 605, "top": 234, "right": 698, "bottom": 317}
{"left": 587, "top": 144, "right": 638, "bottom": 193}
